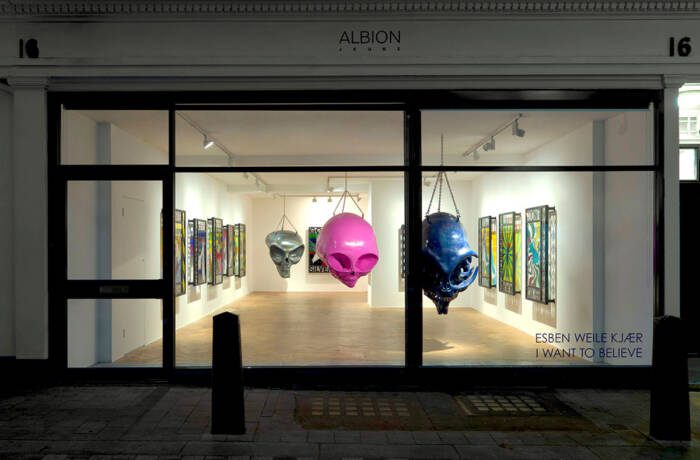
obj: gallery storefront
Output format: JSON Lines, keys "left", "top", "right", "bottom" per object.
{"left": 0, "top": 1, "right": 696, "bottom": 387}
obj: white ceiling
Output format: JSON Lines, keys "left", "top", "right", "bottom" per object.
{"left": 73, "top": 107, "right": 627, "bottom": 192}
{"left": 422, "top": 110, "right": 624, "bottom": 160}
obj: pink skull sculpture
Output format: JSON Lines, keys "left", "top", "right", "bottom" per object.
{"left": 316, "top": 212, "right": 379, "bottom": 288}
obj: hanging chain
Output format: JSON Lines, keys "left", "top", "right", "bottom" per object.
{"left": 333, "top": 172, "right": 364, "bottom": 218}
{"left": 341, "top": 171, "right": 347, "bottom": 213}
{"left": 275, "top": 194, "right": 299, "bottom": 234}
{"left": 437, "top": 136, "right": 443, "bottom": 212}
{"left": 282, "top": 194, "right": 286, "bottom": 230}
{"left": 425, "top": 134, "right": 461, "bottom": 219}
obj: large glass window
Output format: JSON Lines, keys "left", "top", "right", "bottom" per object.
{"left": 680, "top": 148, "right": 698, "bottom": 181}
{"left": 174, "top": 171, "right": 405, "bottom": 367}
{"left": 420, "top": 107, "right": 655, "bottom": 367}
{"left": 54, "top": 93, "right": 659, "bottom": 376}
{"left": 61, "top": 109, "right": 168, "bottom": 165}
{"left": 68, "top": 299, "right": 163, "bottom": 367}
{"left": 175, "top": 110, "right": 404, "bottom": 167}
{"left": 422, "top": 109, "right": 654, "bottom": 166}
{"left": 67, "top": 181, "right": 163, "bottom": 280}
{"left": 420, "top": 171, "right": 654, "bottom": 366}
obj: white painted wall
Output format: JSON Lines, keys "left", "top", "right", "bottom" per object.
{"left": 12, "top": 83, "right": 48, "bottom": 360}
{"left": 469, "top": 118, "right": 654, "bottom": 365}
{"left": 250, "top": 194, "right": 369, "bottom": 293}
{"left": 175, "top": 173, "right": 252, "bottom": 330}
{"left": 603, "top": 112, "right": 655, "bottom": 364}
{"left": 0, "top": 90, "right": 14, "bottom": 357}
{"left": 471, "top": 125, "right": 595, "bottom": 341}
{"left": 368, "top": 179, "right": 404, "bottom": 307}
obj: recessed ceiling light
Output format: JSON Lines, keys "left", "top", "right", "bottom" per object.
{"left": 203, "top": 135, "right": 214, "bottom": 150}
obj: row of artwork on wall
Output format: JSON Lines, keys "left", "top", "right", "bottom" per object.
{"left": 173, "top": 209, "right": 247, "bottom": 297}
{"left": 477, "top": 205, "right": 557, "bottom": 305}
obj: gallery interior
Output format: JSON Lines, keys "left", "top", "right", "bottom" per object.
{"left": 61, "top": 105, "right": 655, "bottom": 369}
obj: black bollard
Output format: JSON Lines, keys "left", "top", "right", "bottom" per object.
{"left": 649, "top": 315, "right": 690, "bottom": 440}
{"left": 211, "top": 312, "right": 245, "bottom": 434}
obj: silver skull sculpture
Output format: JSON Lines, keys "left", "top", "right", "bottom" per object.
{"left": 265, "top": 230, "right": 305, "bottom": 278}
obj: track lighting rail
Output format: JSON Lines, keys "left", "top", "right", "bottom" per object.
{"left": 462, "top": 114, "right": 523, "bottom": 159}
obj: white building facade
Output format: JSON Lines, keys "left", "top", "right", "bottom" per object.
{"left": 0, "top": 1, "right": 695, "bottom": 384}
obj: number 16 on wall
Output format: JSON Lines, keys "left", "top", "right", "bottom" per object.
{"left": 670, "top": 37, "right": 692, "bottom": 57}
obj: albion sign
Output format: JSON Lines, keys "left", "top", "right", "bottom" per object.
{"left": 338, "top": 30, "right": 400, "bottom": 45}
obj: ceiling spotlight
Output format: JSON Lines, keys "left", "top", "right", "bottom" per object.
{"left": 483, "top": 137, "right": 496, "bottom": 151}
{"left": 203, "top": 135, "right": 214, "bottom": 150}
{"left": 312, "top": 196, "right": 317, "bottom": 203}
{"left": 512, "top": 119, "right": 525, "bottom": 138}
{"left": 327, "top": 196, "right": 333, "bottom": 203}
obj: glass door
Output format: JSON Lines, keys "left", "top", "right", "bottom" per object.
{"left": 52, "top": 107, "right": 173, "bottom": 371}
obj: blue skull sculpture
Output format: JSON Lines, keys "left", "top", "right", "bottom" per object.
{"left": 422, "top": 212, "right": 479, "bottom": 314}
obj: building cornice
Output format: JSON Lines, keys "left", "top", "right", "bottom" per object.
{"left": 1, "top": 0, "right": 700, "bottom": 19}
{"left": 6, "top": 76, "right": 48, "bottom": 88}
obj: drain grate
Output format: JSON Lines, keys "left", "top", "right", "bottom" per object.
{"left": 296, "top": 393, "right": 433, "bottom": 430}
{"left": 309, "top": 395, "right": 411, "bottom": 417}
{"left": 455, "top": 392, "right": 575, "bottom": 417}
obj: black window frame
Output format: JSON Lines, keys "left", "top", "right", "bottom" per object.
{"left": 48, "top": 89, "right": 663, "bottom": 388}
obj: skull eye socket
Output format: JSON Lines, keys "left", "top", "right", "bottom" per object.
{"left": 269, "top": 245, "right": 285, "bottom": 263}
{"left": 327, "top": 252, "right": 352, "bottom": 272}
{"left": 449, "top": 258, "right": 472, "bottom": 285}
{"left": 288, "top": 245, "right": 305, "bottom": 263}
{"left": 356, "top": 253, "right": 379, "bottom": 274}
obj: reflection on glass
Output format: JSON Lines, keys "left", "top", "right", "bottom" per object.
{"left": 61, "top": 109, "right": 168, "bottom": 165}
{"left": 67, "top": 181, "right": 162, "bottom": 280}
{"left": 175, "top": 172, "right": 405, "bottom": 367}
{"left": 680, "top": 148, "right": 698, "bottom": 181}
{"left": 67, "top": 299, "right": 162, "bottom": 367}
{"left": 175, "top": 111, "right": 404, "bottom": 167}
{"left": 422, "top": 110, "right": 653, "bottom": 166}
{"left": 421, "top": 171, "right": 654, "bottom": 367}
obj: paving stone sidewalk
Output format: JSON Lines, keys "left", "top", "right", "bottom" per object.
{"left": 0, "top": 385, "right": 698, "bottom": 459}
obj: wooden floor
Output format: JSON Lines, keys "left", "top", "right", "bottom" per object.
{"left": 114, "top": 292, "right": 581, "bottom": 367}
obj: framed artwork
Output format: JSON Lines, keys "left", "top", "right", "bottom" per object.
{"left": 174, "top": 209, "right": 186, "bottom": 297}
{"left": 222, "top": 224, "right": 228, "bottom": 277}
{"left": 225, "top": 224, "right": 235, "bottom": 277}
{"left": 499, "top": 212, "right": 521, "bottom": 295}
{"left": 525, "top": 205, "right": 556, "bottom": 304}
{"left": 232, "top": 224, "right": 240, "bottom": 276}
{"left": 308, "top": 226, "right": 329, "bottom": 273}
{"left": 193, "top": 218, "right": 207, "bottom": 286}
{"left": 478, "top": 216, "right": 497, "bottom": 288}
{"left": 187, "top": 219, "right": 194, "bottom": 285}
{"left": 399, "top": 225, "right": 406, "bottom": 279}
{"left": 234, "top": 223, "right": 246, "bottom": 277}
{"left": 547, "top": 208, "right": 557, "bottom": 303}
{"left": 206, "top": 219, "right": 212, "bottom": 284}
{"left": 209, "top": 217, "right": 224, "bottom": 285}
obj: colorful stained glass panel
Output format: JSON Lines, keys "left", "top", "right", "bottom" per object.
{"left": 478, "top": 216, "right": 496, "bottom": 288}
{"left": 499, "top": 212, "right": 520, "bottom": 295}
{"left": 174, "top": 209, "right": 186, "bottom": 296}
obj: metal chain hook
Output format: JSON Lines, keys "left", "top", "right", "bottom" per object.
{"left": 425, "top": 134, "right": 461, "bottom": 219}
